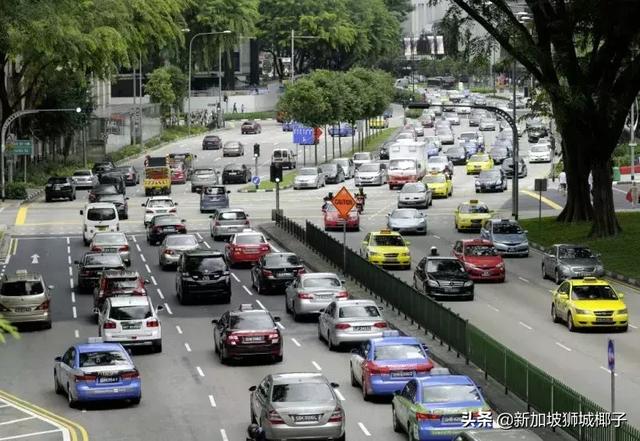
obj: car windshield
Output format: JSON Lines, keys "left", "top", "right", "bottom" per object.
{"left": 391, "top": 209, "right": 421, "bottom": 219}
{"left": 185, "top": 256, "right": 226, "bottom": 272}
{"left": 493, "top": 223, "right": 524, "bottom": 234}
{"left": 106, "top": 277, "right": 139, "bottom": 290}
{"left": 264, "top": 254, "right": 300, "bottom": 267}
{"left": 230, "top": 313, "right": 274, "bottom": 330}
{"left": 224, "top": 143, "right": 240, "bottom": 148}
{"left": 447, "top": 148, "right": 465, "bottom": 156}
{"left": 299, "top": 169, "right": 317, "bottom": 176}
{"left": 479, "top": 171, "right": 500, "bottom": 179}
{"left": 84, "top": 255, "right": 122, "bottom": 266}
{"left": 424, "top": 175, "right": 446, "bottom": 184}
{"left": 374, "top": 344, "right": 425, "bottom": 360}
{"left": 359, "top": 164, "right": 380, "bottom": 173}
{"left": 73, "top": 171, "right": 91, "bottom": 176}
{"left": 559, "top": 247, "right": 594, "bottom": 259}
{"left": 48, "top": 177, "right": 68, "bottom": 184}
{"left": 302, "top": 277, "right": 341, "bottom": 288}
{"left": 372, "top": 235, "right": 405, "bottom": 246}
{"left": 490, "top": 148, "right": 507, "bottom": 156}
{"left": 338, "top": 305, "right": 380, "bottom": 318}
{"left": 194, "top": 169, "right": 215, "bottom": 175}
{"left": 155, "top": 216, "right": 180, "bottom": 226}
{"left": 236, "top": 234, "right": 265, "bottom": 245}
{"left": 572, "top": 285, "right": 618, "bottom": 300}
{"left": 218, "top": 211, "right": 247, "bottom": 220}
{"left": 79, "top": 351, "right": 129, "bottom": 368}
{"left": 148, "top": 200, "right": 173, "bottom": 208}
{"left": 459, "top": 133, "right": 476, "bottom": 140}
{"left": 93, "top": 234, "right": 125, "bottom": 244}
{"left": 458, "top": 204, "right": 489, "bottom": 214}
{"left": 271, "top": 383, "right": 334, "bottom": 403}
{"left": 166, "top": 235, "right": 198, "bottom": 246}
{"left": 333, "top": 160, "right": 349, "bottom": 168}
{"left": 465, "top": 245, "right": 498, "bottom": 256}
{"left": 87, "top": 208, "right": 116, "bottom": 221}
{"left": 204, "top": 187, "right": 226, "bottom": 195}
{"left": 97, "top": 195, "right": 122, "bottom": 203}
{"left": 401, "top": 183, "right": 425, "bottom": 193}
{"left": 353, "top": 153, "right": 370, "bottom": 161}
{"left": 481, "top": 119, "right": 495, "bottom": 124}
{"left": 427, "top": 260, "right": 465, "bottom": 274}
{"left": 1, "top": 280, "right": 44, "bottom": 296}
{"left": 429, "top": 157, "right": 447, "bottom": 164}
{"left": 389, "top": 160, "right": 415, "bottom": 171}
{"left": 321, "top": 164, "right": 337, "bottom": 172}
{"left": 110, "top": 305, "right": 152, "bottom": 320}
{"left": 422, "top": 385, "right": 481, "bottom": 404}
{"left": 469, "top": 155, "right": 489, "bottom": 162}
{"left": 531, "top": 145, "right": 550, "bottom": 152}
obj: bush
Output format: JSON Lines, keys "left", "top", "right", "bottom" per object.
{"left": 224, "top": 111, "right": 276, "bottom": 121}
{"left": 470, "top": 87, "right": 496, "bottom": 94}
{"left": 25, "top": 160, "right": 85, "bottom": 187}
{"left": 109, "top": 144, "right": 144, "bottom": 163}
{"left": 4, "top": 182, "right": 28, "bottom": 199}
{"left": 405, "top": 109, "right": 423, "bottom": 119}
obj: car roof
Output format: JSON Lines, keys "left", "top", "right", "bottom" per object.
{"left": 335, "top": 299, "right": 377, "bottom": 307}
{"left": 569, "top": 277, "right": 609, "bottom": 286}
{"left": 92, "top": 232, "right": 126, "bottom": 239}
{"left": 3, "top": 271, "right": 42, "bottom": 282}
{"left": 107, "top": 296, "right": 150, "bottom": 307}
{"left": 415, "top": 375, "right": 475, "bottom": 387}
{"left": 230, "top": 308, "right": 270, "bottom": 317}
{"left": 148, "top": 196, "right": 173, "bottom": 201}
{"left": 300, "top": 272, "right": 339, "bottom": 279}
{"left": 371, "top": 229, "right": 401, "bottom": 236}
{"left": 371, "top": 336, "right": 421, "bottom": 346}
{"left": 271, "top": 372, "right": 328, "bottom": 385}
{"left": 217, "top": 208, "right": 246, "bottom": 213}
{"left": 486, "top": 218, "right": 518, "bottom": 224}
{"left": 427, "top": 256, "right": 460, "bottom": 262}
{"left": 85, "top": 202, "right": 118, "bottom": 209}
{"left": 102, "top": 270, "right": 139, "bottom": 278}
{"left": 462, "top": 239, "right": 493, "bottom": 246}
{"left": 76, "top": 342, "right": 126, "bottom": 353}
{"left": 183, "top": 250, "right": 224, "bottom": 257}
{"left": 554, "top": 243, "right": 587, "bottom": 248}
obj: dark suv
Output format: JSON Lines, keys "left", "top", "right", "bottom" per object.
{"left": 45, "top": 177, "right": 76, "bottom": 202}
{"left": 176, "top": 250, "right": 231, "bottom": 305}
{"left": 221, "top": 164, "right": 251, "bottom": 184}
{"left": 413, "top": 256, "right": 474, "bottom": 300}
{"left": 99, "top": 172, "right": 126, "bottom": 195}
{"left": 202, "top": 135, "right": 222, "bottom": 150}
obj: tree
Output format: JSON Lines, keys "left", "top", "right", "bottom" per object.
{"left": 146, "top": 68, "right": 176, "bottom": 117}
{"left": 432, "top": 0, "right": 640, "bottom": 237}
{"left": 382, "top": 0, "right": 414, "bottom": 21}
{"left": 277, "top": 77, "right": 331, "bottom": 128}
{"left": 165, "top": 65, "right": 188, "bottom": 113}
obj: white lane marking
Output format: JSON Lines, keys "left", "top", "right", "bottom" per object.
{"left": 151, "top": 276, "right": 158, "bottom": 286}
{"left": 334, "top": 388, "right": 345, "bottom": 401}
{"left": 600, "top": 366, "right": 619, "bottom": 376}
{"left": 255, "top": 299, "right": 266, "bottom": 310}
{"left": 231, "top": 273, "right": 240, "bottom": 282}
{"left": 66, "top": 237, "right": 70, "bottom": 245}
{"left": 71, "top": 291, "right": 76, "bottom": 304}
{"left": 69, "top": 278, "right": 74, "bottom": 289}
{"left": 0, "top": 416, "right": 37, "bottom": 426}
{"left": 243, "top": 285, "right": 254, "bottom": 296}
{"left": 68, "top": 267, "right": 73, "bottom": 277}
{"left": 276, "top": 322, "right": 285, "bottom": 330}
{"left": 145, "top": 264, "right": 152, "bottom": 273}
{"left": 311, "top": 361, "right": 322, "bottom": 371}
{"left": 132, "top": 236, "right": 138, "bottom": 243}
{"left": 518, "top": 321, "right": 532, "bottom": 330}
{"left": 203, "top": 241, "right": 211, "bottom": 249}
{"left": 196, "top": 232, "right": 203, "bottom": 240}
{"left": 176, "top": 325, "right": 183, "bottom": 334}
{"left": 220, "top": 429, "right": 229, "bottom": 441}
{"left": 184, "top": 343, "right": 192, "bottom": 352}
{"left": 291, "top": 338, "right": 301, "bottom": 347}
{"left": 0, "top": 405, "right": 8, "bottom": 409}
{"left": 555, "top": 342, "right": 572, "bottom": 352}
{"left": 164, "top": 303, "right": 173, "bottom": 315}
{"left": 140, "top": 254, "right": 146, "bottom": 263}
{"left": 72, "top": 306, "right": 77, "bottom": 319}
{"left": 67, "top": 246, "right": 71, "bottom": 254}
{"left": 518, "top": 276, "right": 530, "bottom": 283}
{"left": 209, "top": 394, "right": 217, "bottom": 408}
{"left": 67, "top": 256, "right": 71, "bottom": 265}
{"left": 196, "top": 366, "right": 205, "bottom": 377}
{"left": 487, "top": 304, "right": 500, "bottom": 312}
{"left": 135, "top": 244, "right": 142, "bottom": 252}
{"left": 630, "top": 324, "right": 638, "bottom": 329}
{"left": 269, "top": 242, "right": 281, "bottom": 252}
{"left": 358, "top": 422, "right": 372, "bottom": 437}
{"left": 156, "top": 288, "right": 165, "bottom": 299}
{"left": 433, "top": 235, "right": 441, "bottom": 239}
{"left": 0, "top": 429, "right": 62, "bottom": 440}
{"left": 74, "top": 329, "right": 79, "bottom": 339}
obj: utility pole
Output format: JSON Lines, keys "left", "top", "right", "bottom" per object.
{"left": 139, "top": 54, "right": 143, "bottom": 145}
{"left": 512, "top": 58, "right": 519, "bottom": 219}
{"left": 291, "top": 29, "right": 295, "bottom": 83}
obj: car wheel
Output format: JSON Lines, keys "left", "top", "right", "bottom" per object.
{"left": 218, "top": 345, "right": 229, "bottom": 364}
{"left": 222, "top": 292, "right": 231, "bottom": 304}
{"left": 152, "top": 340, "right": 162, "bottom": 353}
{"left": 327, "top": 332, "right": 336, "bottom": 351}
{"left": 54, "top": 372, "right": 63, "bottom": 395}
{"left": 408, "top": 424, "right": 418, "bottom": 441}
{"left": 567, "top": 312, "right": 576, "bottom": 332}
{"left": 554, "top": 269, "right": 561, "bottom": 285}
{"left": 292, "top": 304, "right": 300, "bottom": 322}
{"left": 350, "top": 365, "right": 358, "bottom": 387}
{"left": 542, "top": 264, "right": 547, "bottom": 280}
{"left": 392, "top": 405, "right": 402, "bottom": 433}
{"left": 551, "top": 304, "right": 560, "bottom": 323}
{"left": 362, "top": 378, "right": 371, "bottom": 401}
{"left": 317, "top": 324, "right": 324, "bottom": 341}
{"left": 285, "top": 297, "right": 292, "bottom": 314}
{"left": 46, "top": 196, "right": 52, "bottom": 202}
{"left": 67, "top": 384, "right": 77, "bottom": 408}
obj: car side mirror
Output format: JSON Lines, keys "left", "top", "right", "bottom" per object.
{"left": 330, "top": 382, "right": 340, "bottom": 388}
{"left": 79, "top": 210, "right": 83, "bottom": 215}
{"left": 211, "top": 319, "right": 218, "bottom": 324}
{"left": 249, "top": 386, "right": 257, "bottom": 392}
{"left": 74, "top": 260, "right": 80, "bottom": 265}
{"left": 351, "top": 348, "right": 360, "bottom": 355}
{"left": 273, "top": 316, "right": 281, "bottom": 322}
{"left": 618, "top": 292, "right": 625, "bottom": 299}
{"left": 141, "top": 203, "right": 145, "bottom": 207}
{"left": 405, "top": 241, "right": 411, "bottom": 245}
{"left": 54, "top": 356, "right": 62, "bottom": 362}
{"left": 155, "top": 305, "right": 164, "bottom": 313}
{"left": 340, "top": 279, "right": 346, "bottom": 284}
{"left": 209, "top": 215, "right": 214, "bottom": 218}
{"left": 318, "top": 308, "right": 325, "bottom": 313}
{"left": 126, "top": 197, "right": 130, "bottom": 200}
{"left": 144, "top": 279, "right": 150, "bottom": 285}
{"left": 559, "top": 293, "right": 569, "bottom": 299}
{"left": 48, "top": 285, "right": 55, "bottom": 290}
{"left": 226, "top": 191, "right": 231, "bottom": 194}
{"left": 174, "top": 202, "right": 179, "bottom": 206}
{"left": 181, "top": 219, "right": 186, "bottom": 223}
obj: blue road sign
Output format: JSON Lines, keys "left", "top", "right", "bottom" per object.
{"left": 252, "top": 176, "right": 261, "bottom": 186}
{"left": 608, "top": 339, "right": 615, "bottom": 371}
{"left": 293, "top": 124, "right": 314, "bottom": 145}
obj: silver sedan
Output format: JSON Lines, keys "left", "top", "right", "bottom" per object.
{"left": 158, "top": 234, "right": 201, "bottom": 269}
{"left": 249, "top": 372, "right": 345, "bottom": 441}
{"left": 387, "top": 208, "right": 427, "bottom": 235}
{"left": 285, "top": 273, "right": 348, "bottom": 321}
{"left": 190, "top": 168, "right": 218, "bottom": 193}
{"left": 293, "top": 167, "right": 325, "bottom": 189}
{"left": 318, "top": 299, "right": 388, "bottom": 350}
{"left": 90, "top": 232, "right": 130, "bottom": 266}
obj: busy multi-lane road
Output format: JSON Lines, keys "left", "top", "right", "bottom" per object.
{"left": 1, "top": 103, "right": 639, "bottom": 441}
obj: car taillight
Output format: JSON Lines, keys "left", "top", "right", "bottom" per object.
{"left": 81, "top": 270, "right": 93, "bottom": 277}
{"left": 262, "top": 269, "right": 273, "bottom": 277}
{"left": 119, "top": 245, "right": 129, "bottom": 252}
{"left": 91, "top": 246, "right": 102, "bottom": 252}
{"left": 297, "top": 292, "right": 313, "bottom": 299}
{"left": 267, "top": 409, "right": 285, "bottom": 425}
{"left": 153, "top": 226, "right": 163, "bottom": 232}
{"left": 268, "top": 332, "right": 279, "bottom": 342}
{"left": 146, "top": 210, "right": 154, "bottom": 214}
{"left": 336, "top": 291, "right": 348, "bottom": 299}
{"left": 335, "top": 323, "right": 351, "bottom": 330}
{"left": 415, "top": 362, "right": 434, "bottom": 373}
{"left": 373, "top": 321, "right": 388, "bottom": 329}
{"left": 328, "top": 406, "right": 344, "bottom": 423}
{"left": 245, "top": 220, "right": 250, "bottom": 226}
{"left": 260, "top": 245, "right": 270, "bottom": 251}
{"left": 0, "top": 303, "right": 9, "bottom": 312}
{"left": 215, "top": 221, "right": 221, "bottom": 226}
{"left": 226, "top": 333, "right": 239, "bottom": 345}
{"left": 296, "top": 268, "right": 305, "bottom": 274}
{"left": 128, "top": 173, "right": 133, "bottom": 178}
{"left": 169, "top": 208, "right": 177, "bottom": 213}
{"left": 132, "top": 288, "right": 146, "bottom": 296}
{"left": 164, "top": 249, "right": 175, "bottom": 255}
{"left": 35, "top": 300, "right": 50, "bottom": 311}
{"left": 416, "top": 411, "right": 440, "bottom": 421}
{"left": 121, "top": 369, "right": 140, "bottom": 379}
{"left": 146, "top": 319, "right": 159, "bottom": 328}
{"left": 366, "top": 361, "right": 390, "bottom": 375}
{"left": 75, "top": 374, "right": 97, "bottom": 382}
{"left": 103, "top": 320, "right": 117, "bottom": 329}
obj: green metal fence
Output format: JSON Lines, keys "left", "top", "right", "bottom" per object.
{"left": 273, "top": 214, "right": 640, "bottom": 441}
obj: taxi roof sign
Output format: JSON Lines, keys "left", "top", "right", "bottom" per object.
{"left": 469, "top": 200, "right": 479, "bottom": 204}
{"left": 331, "top": 187, "right": 357, "bottom": 219}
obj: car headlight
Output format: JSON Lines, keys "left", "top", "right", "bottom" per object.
{"left": 496, "top": 263, "right": 505, "bottom": 269}
{"left": 463, "top": 280, "right": 473, "bottom": 287}
{"left": 369, "top": 251, "right": 380, "bottom": 256}
{"left": 401, "top": 252, "right": 410, "bottom": 257}
{"left": 596, "top": 265, "right": 604, "bottom": 272}
{"left": 617, "top": 308, "right": 628, "bottom": 315}
{"left": 574, "top": 308, "right": 591, "bottom": 315}
{"left": 475, "top": 181, "right": 480, "bottom": 187}
{"left": 465, "top": 263, "right": 477, "bottom": 270}
{"left": 427, "top": 280, "right": 439, "bottom": 287}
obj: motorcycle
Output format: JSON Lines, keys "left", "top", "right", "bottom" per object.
{"left": 355, "top": 195, "right": 365, "bottom": 214}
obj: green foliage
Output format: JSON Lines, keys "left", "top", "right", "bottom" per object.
{"left": 109, "top": 144, "right": 145, "bottom": 163}
{"left": 470, "top": 87, "right": 496, "bottom": 94}
{"left": 23, "top": 160, "right": 84, "bottom": 187}
{"left": 146, "top": 68, "right": 175, "bottom": 115}
{"left": 404, "top": 109, "right": 422, "bottom": 119}
{"left": 108, "top": 126, "right": 208, "bottom": 163}
{"left": 0, "top": 316, "right": 19, "bottom": 344}
{"left": 278, "top": 77, "right": 331, "bottom": 127}
{"left": 393, "top": 88, "right": 421, "bottom": 105}
{"left": 224, "top": 111, "right": 276, "bottom": 121}
{"left": 4, "top": 182, "right": 28, "bottom": 199}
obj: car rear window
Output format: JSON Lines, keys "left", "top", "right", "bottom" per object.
{"left": 236, "top": 234, "right": 265, "bottom": 245}
{"left": 48, "top": 177, "right": 68, "bottom": 184}
{"left": 84, "top": 255, "right": 123, "bottom": 266}
{"left": 106, "top": 277, "right": 139, "bottom": 290}
{"left": 166, "top": 235, "right": 198, "bottom": 246}
{"left": 1, "top": 281, "right": 44, "bottom": 296}
{"left": 96, "top": 195, "right": 123, "bottom": 204}
{"left": 204, "top": 187, "right": 226, "bottom": 195}
{"left": 219, "top": 212, "right": 246, "bottom": 220}
{"left": 87, "top": 208, "right": 117, "bottom": 221}
{"left": 155, "top": 216, "right": 180, "bottom": 226}
{"left": 421, "top": 385, "right": 480, "bottom": 404}
{"left": 353, "top": 153, "right": 370, "bottom": 161}
{"left": 230, "top": 313, "right": 274, "bottom": 330}
{"left": 79, "top": 351, "right": 129, "bottom": 368}
{"left": 73, "top": 171, "right": 91, "bottom": 176}
{"left": 374, "top": 344, "right": 425, "bottom": 360}
{"left": 110, "top": 305, "right": 152, "bottom": 320}
{"left": 148, "top": 200, "right": 173, "bottom": 208}
{"left": 184, "top": 256, "right": 227, "bottom": 272}
{"left": 302, "top": 277, "right": 340, "bottom": 288}
{"left": 271, "top": 383, "right": 334, "bottom": 403}
{"left": 264, "top": 254, "right": 300, "bottom": 267}
{"left": 338, "top": 305, "right": 380, "bottom": 318}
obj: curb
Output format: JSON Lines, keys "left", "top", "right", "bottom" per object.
{"left": 237, "top": 184, "right": 293, "bottom": 193}
{"left": 0, "top": 226, "right": 12, "bottom": 264}
{"left": 22, "top": 188, "right": 45, "bottom": 204}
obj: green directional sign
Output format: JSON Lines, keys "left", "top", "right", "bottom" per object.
{"left": 8, "top": 139, "right": 32, "bottom": 156}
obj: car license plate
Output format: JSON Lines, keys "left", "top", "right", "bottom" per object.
{"left": 54, "top": 185, "right": 61, "bottom": 190}
{"left": 244, "top": 249, "right": 259, "bottom": 254}
{"left": 483, "top": 271, "right": 491, "bottom": 276}
{"left": 122, "top": 322, "right": 141, "bottom": 330}
{"left": 508, "top": 247, "right": 516, "bottom": 252}
{"left": 442, "top": 415, "right": 462, "bottom": 423}
{"left": 13, "top": 307, "right": 31, "bottom": 312}
{"left": 243, "top": 336, "right": 265, "bottom": 343}
{"left": 202, "top": 275, "right": 209, "bottom": 280}
{"left": 354, "top": 326, "right": 371, "bottom": 331}
{"left": 98, "top": 376, "right": 119, "bottom": 384}
{"left": 294, "top": 415, "right": 319, "bottom": 423}
{"left": 164, "top": 227, "right": 175, "bottom": 232}
{"left": 277, "top": 272, "right": 292, "bottom": 278}
{"left": 596, "top": 318, "right": 614, "bottom": 323}
{"left": 443, "top": 287, "right": 457, "bottom": 293}
{"left": 97, "top": 226, "right": 108, "bottom": 231}
{"left": 390, "top": 371, "right": 414, "bottom": 378}
{"left": 103, "top": 248, "right": 117, "bottom": 253}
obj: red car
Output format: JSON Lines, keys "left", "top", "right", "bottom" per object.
{"left": 93, "top": 270, "right": 149, "bottom": 313}
{"left": 224, "top": 230, "right": 271, "bottom": 267}
{"left": 322, "top": 205, "right": 360, "bottom": 231}
{"left": 171, "top": 164, "right": 187, "bottom": 184}
{"left": 452, "top": 239, "right": 505, "bottom": 282}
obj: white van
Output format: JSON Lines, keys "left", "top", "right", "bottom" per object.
{"left": 271, "top": 148, "right": 296, "bottom": 169}
{"left": 80, "top": 202, "right": 120, "bottom": 245}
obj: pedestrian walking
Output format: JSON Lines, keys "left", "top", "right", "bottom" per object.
{"left": 241, "top": 103, "right": 245, "bottom": 113}
{"left": 558, "top": 170, "right": 567, "bottom": 194}
{"left": 233, "top": 102, "right": 238, "bottom": 113}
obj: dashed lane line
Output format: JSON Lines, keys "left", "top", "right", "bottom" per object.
{"left": 164, "top": 303, "right": 173, "bottom": 315}
{"left": 358, "top": 422, "right": 372, "bottom": 437}
{"left": 67, "top": 256, "right": 71, "bottom": 265}
{"left": 291, "top": 338, "right": 301, "bottom": 347}
{"left": 66, "top": 246, "right": 71, "bottom": 254}
{"left": 184, "top": 343, "right": 192, "bottom": 352}
{"left": 518, "top": 321, "right": 533, "bottom": 330}
{"left": 74, "top": 329, "right": 79, "bottom": 339}
{"left": 334, "top": 389, "right": 345, "bottom": 401}
{"left": 140, "top": 254, "right": 146, "bottom": 263}
{"left": 196, "top": 366, "right": 205, "bottom": 377}
{"left": 209, "top": 395, "right": 216, "bottom": 408}
{"left": 176, "top": 325, "right": 183, "bottom": 334}
{"left": 66, "top": 237, "right": 70, "bottom": 245}
{"left": 72, "top": 306, "right": 77, "bottom": 319}
{"left": 255, "top": 299, "right": 266, "bottom": 310}
{"left": 157, "top": 289, "right": 165, "bottom": 300}
{"left": 555, "top": 342, "right": 572, "bottom": 352}
{"left": 518, "top": 276, "right": 530, "bottom": 283}
{"left": 71, "top": 292, "right": 75, "bottom": 304}
{"left": 311, "top": 361, "right": 322, "bottom": 371}
{"left": 195, "top": 232, "right": 203, "bottom": 240}
{"left": 68, "top": 267, "right": 73, "bottom": 277}
{"left": 203, "top": 241, "right": 211, "bottom": 249}
{"left": 150, "top": 276, "right": 158, "bottom": 286}
{"left": 243, "top": 285, "right": 254, "bottom": 296}
{"left": 144, "top": 264, "right": 152, "bottom": 273}
{"left": 487, "top": 304, "right": 500, "bottom": 312}
{"left": 630, "top": 324, "right": 638, "bottom": 329}
{"left": 276, "top": 322, "right": 285, "bottom": 330}
{"left": 69, "top": 279, "right": 74, "bottom": 289}
{"left": 135, "top": 244, "right": 142, "bottom": 252}
{"left": 231, "top": 273, "right": 240, "bottom": 282}
{"left": 220, "top": 429, "right": 229, "bottom": 441}
{"left": 269, "top": 242, "right": 281, "bottom": 252}
{"left": 433, "top": 235, "right": 441, "bottom": 239}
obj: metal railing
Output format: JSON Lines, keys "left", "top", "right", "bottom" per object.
{"left": 273, "top": 213, "right": 640, "bottom": 441}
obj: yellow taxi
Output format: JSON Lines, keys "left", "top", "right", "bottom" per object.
{"left": 369, "top": 117, "right": 389, "bottom": 129}
{"left": 423, "top": 173, "right": 452, "bottom": 198}
{"left": 360, "top": 229, "right": 411, "bottom": 269}
{"left": 465, "top": 154, "right": 494, "bottom": 175}
{"left": 454, "top": 200, "right": 493, "bottom": 231}
{"left": 551, "top": 277, "right": 628, "bottom": 332}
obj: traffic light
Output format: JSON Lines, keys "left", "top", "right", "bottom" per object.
{"left": 254, "top": 143, "right": 260, "bottom": 157}
{"left": 270, "top": 163, "right": 283, "bottom": 182}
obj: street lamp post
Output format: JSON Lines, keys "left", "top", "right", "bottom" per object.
{"left": 1, "top": 107, "right": 82, "bottom": 201}
{"left": 187, "top": 30, "right": 231, "bottom": 134}
{"left": 512, "top": 57, "right": 519, "bottom": 219}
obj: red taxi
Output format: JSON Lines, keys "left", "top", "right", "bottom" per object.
{"left": 452, "top": 239, "right": 505, "bottom": 282}
{"left": 224, "top": 230, "right": 271, "bottom": 267}
{"left": 323, "top": 204, "right": 360, "bottom": 231}
{"left": 171, "top": 163, "right": 187, "bottom": 184}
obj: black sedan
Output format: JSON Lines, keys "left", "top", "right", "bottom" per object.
{"left": 45, "top": 177, "right": 76, "bottom": 202}
{"left": 475, "top": 169, "right": 507, "bottom": 193}
{"left": 96, "top": 193, "right": 129, "bottom": 219}
{"left": 488, "top": 147, "right": 510, "bottom": 164}
{"left": 88, "top": 184, "right": 119, "bottom": 203}
{"left": 250, "top": 252, "right": 305, "bottom": 294}
{"left": 241, "top": 120, "right": 262, "bottom": 134}
{"left": 526, "top": 121, "right": 548, "bottom": 143}
{"left": 501, "top": 158, "right": 528, "bottom": 178}
{"left": 319, "top": 163, "right": 345, "bottom": 184}
{"left": 222, "top": 164, "right": 252, "bottom": 184}
{"left": 445, "top": 146, "right": 468, "bottom": 165}
{"left": 413, "top": 256, "right": 474, "bottom": 300}
{"left": 92, "top": 161, "right": 115, "bottom": 176}
{"left": 176, "top": 250, "right": 231, "bottom": 304}
{"left": 146, "top": 214, "right": 187, "bottom": 245}
{"left": 115, "top": 165, "right": 139, "bottom": 186}
{"left": 74, "top": 252, "right": 126, "bottom": 293}
{"left": 202, "top": 135, "right": 222, "bottom": 150}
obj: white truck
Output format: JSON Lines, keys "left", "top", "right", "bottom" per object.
{"left": 387, "top": 142, "right": 428, "bottom": 189}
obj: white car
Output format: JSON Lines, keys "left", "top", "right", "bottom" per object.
{"left": 80, "top": 203, "right": 120, "bottom": 246}
{"left": 436, "top": 128, "right": 455, "bottom": 145}
{"left": 479, "top": 118, "right": 497, "bottom": 131}
{"left": 528, "top": 144, "right": 552, "bottom": 163}
{"left": 424, "top": 135, "right": 442, "bottom": 151}
{"left": 293, "top": 167, "right": 325, "bottom": 189}
{"left": 412, "top": 123, "right": 424, "bottom": 137}
{"left": 352, "top": 152, "right": 373, "bottom": 169}
{"left": 443, "top": 112, "right": 460, "bottom": 125}
{"left": 458, "top": 131, "right": 484, "bottom": 147}
{"left": 142, "top": 196, "right": 177, "bottom": 225}
{"left": 396, "top": 132, "right": 415, "bottom": 142}
{"left": 355, "top": 163, "right": 387, "bottom": 186}
{"left": 317, "top": 299, "right": 387, "bottom": 349}
{"left": 97, "top": 296, "right": 163, "bottom": 353}
{"left": 457, "top": 102, "right": 472, "bottom": 114}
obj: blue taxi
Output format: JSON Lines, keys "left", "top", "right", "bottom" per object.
{"left": 349, "top": 331, "right": 434, "bottom": 400}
